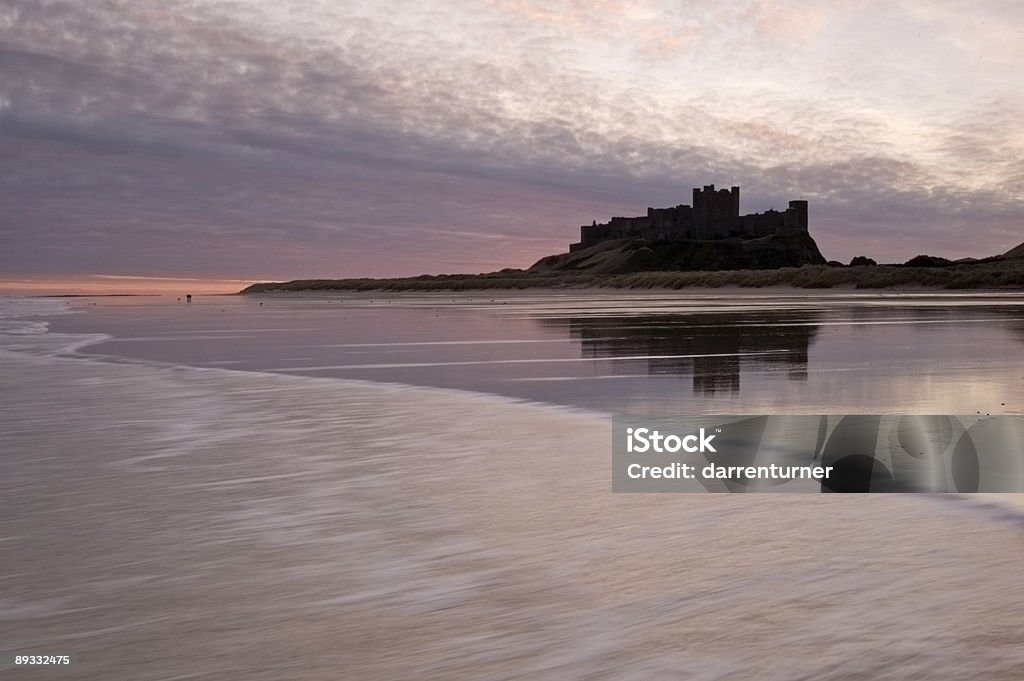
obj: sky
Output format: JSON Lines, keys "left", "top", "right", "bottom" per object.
{"left": 2, "top": 0, "right": 1023, "bottom": 292}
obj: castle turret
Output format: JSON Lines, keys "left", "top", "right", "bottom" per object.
{"left": 783, "top": 200, "right": 808, "bottom": 233}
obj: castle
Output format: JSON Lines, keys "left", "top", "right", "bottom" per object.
{"left": 570, "top": 185, "right": 808, "bottom": 252}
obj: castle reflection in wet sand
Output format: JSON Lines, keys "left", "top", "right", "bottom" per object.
{"left": 539, "top": 309, "right": 819, "bottom": 395}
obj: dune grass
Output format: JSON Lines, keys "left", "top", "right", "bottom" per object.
{"left": 241, "top": 260, "right": 1024, "bottom": 293}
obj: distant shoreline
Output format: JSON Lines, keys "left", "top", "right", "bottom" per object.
{"left": 241, "top": 260, "right": 1024, "bottom": 293}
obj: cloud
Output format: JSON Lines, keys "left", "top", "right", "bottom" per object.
{"left": 1, "top": 0, "right": 1022, "bottom": 282}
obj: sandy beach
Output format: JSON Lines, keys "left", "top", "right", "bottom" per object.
{"left": 3, "top": 300, "right": 1024, "bottom": 679}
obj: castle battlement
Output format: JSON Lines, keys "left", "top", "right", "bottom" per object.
{"left": 569, "top": 185, "right": 808, "bottom": 252}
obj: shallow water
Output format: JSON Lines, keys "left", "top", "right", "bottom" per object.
{"left": 49, "top": 290, "right": 1024, "bottom": 415}
{"left": 4, "top": 294, "right": 1024, "bottom": 680}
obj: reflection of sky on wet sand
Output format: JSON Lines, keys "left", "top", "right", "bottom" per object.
{"left": 50, "top": 291, "right": 1024, "bottom": 416}
{"left": 10, "top": 297, "right": 1024, "bottom": 680}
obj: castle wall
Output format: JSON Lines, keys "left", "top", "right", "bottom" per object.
{"left": 646, "top": 205, "right": 694, "bottom": 240}
{"left": 739, "top": 210, "right": 784, "bottom": 237}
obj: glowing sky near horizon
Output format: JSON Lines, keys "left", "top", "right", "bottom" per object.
{"left": 1, "top": 0, "right": 1022, "bottom": 286}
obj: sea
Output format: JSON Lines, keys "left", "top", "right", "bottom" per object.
{"left": 2, "top": 291, "right": 1024, "bottom": 680}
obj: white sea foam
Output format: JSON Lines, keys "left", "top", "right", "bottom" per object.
{"left": 0, "top": 296, "right": 109, "bottom": 355}
{"left": 3, "top": 296, "right": 1024, "bottom": 680}
{"left": 0, "top": 295, "right": 75, "bottom": 319}
{"left": 0, "top": 297, "right": 65, "bottom": 336}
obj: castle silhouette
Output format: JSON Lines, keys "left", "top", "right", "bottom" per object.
{"left": 570, "top": 185, "right": 808, "bottom": 252}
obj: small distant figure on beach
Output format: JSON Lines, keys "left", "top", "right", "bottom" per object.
{"left": 186, "top": 294, "right": 192, "bottom": 303}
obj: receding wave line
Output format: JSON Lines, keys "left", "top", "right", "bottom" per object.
{"left": 95, "top": 335, "right": 253, "bottom": 342}
{"left": 274, "top": 350, "right": 792, "bottom": 371}
{"left": 503, "top": 375, "right": 653, "bottom": 382}
{"left": 160, "top": 328, "right": 321, "bottom": 334}
{"left": 738, "top": 318, "right": 1012, "bottom": 327}
{"left": 318, "top": 339, "right": 568, "bottom": 348}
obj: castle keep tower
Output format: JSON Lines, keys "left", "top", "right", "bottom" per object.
{"left": 692, "top": 184, "right": 740, "bottom": 237}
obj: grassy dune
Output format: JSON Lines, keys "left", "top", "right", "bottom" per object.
{"left": 242, "top": 259, "right": 1024, "bottom": 293}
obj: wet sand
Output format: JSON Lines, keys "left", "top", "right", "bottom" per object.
{"left": 4, "top": 324, "right": 1024, "bottom": 679}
